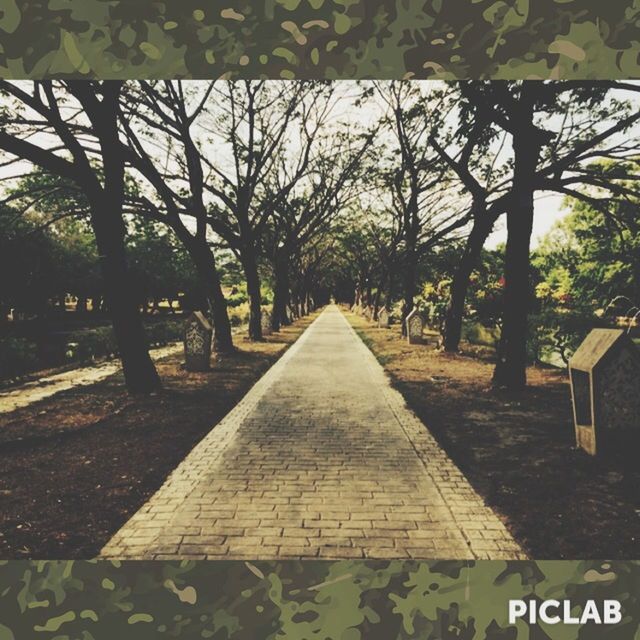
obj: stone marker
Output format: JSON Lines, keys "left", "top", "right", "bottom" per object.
{"left": 184, "top": 311, "right": 213, "bottom": 371}
{"left": 261, "top": 310, "right": 273, "bottom": 336}
{"left": 378, "top": 308, "right": 390, "bottom": 328}
{"left": 569, "top": 328, "right": 640, "bottom": 455}
{"left": 406, "top": 309, "right": 424, "bottom": 345}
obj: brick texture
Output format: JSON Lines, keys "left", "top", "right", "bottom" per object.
{"left": 101, "top": 307, "right": 526, "bottom": 560}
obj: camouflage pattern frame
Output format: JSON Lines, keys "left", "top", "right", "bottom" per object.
{"left": 0, "top": 1, "right": 639, "bottom": 80}
{"left": 1, "top": 3, "right": 640, "bottom": 639}
{"left": 0, "top": 560, "right": 638, "bottom": 639}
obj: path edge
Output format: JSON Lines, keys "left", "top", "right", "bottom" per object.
{"left": 340, "top": 309, "right": 527, "bottom": 560}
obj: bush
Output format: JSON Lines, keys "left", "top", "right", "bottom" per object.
{"left": 70, "top": 320, "right": 183, "bottom": 361}
{"left": 228, "top": 303, "right": 250, "bottom": 327}
{"left": 462, "top": 322, "right": 500, "bottom": 348}
{"left": 227, "top": 290, "right": 248, "bottom": 308}
{"left": 146, "top": 319, "right": 182, "bottom": 346}
{"left": 0, "top": 337, "right": 39, "bottom": 378}
{"left": 0, "top": 318, "right": 184, "bottom": 381}
{"left": 531, "top": 307, "right": 598, "bottom": 366}
{"left": 72, "top": 327, "right": 118, "bottom": 361}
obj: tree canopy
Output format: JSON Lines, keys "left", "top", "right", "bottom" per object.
{"left": 1, "top": 80, "right": 639, "bottom": 392}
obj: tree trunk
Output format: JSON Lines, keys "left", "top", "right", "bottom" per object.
{"left": 179, "top": 233, "right": 234, "bottom": 354}
{"left": 85, "top": 115, "right": 160, "bottom": 392}
{"left": 89, "top": 196, "right": 161, "bottom": 393}
{"left": 272, "top": 249, "right": 290, "bottom": 331}
{"left": 242, "top": 250, "right": 263, "bottom": 340}
{"left": 492, "top": 118, "right": 540, "bottom": 390}
{"left": 401, "top": 247, "right": 418, "bottom": 336}
{"left": 373, "top": 287, "right": 382, "bottom": 321}
{"left": 443, "top": 212, "right": 497, "bottom": 352}
{"left": 76, "top": 296, "right": 87, "bottom": 313}
{"left": 383, "top": 266, "right": 396, "bottom": 313}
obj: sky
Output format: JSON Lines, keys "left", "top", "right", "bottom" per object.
{"left": 1, "top": 80, "right": 638, "bottom": 251}
{"left": 488, "top": 192, "right": 567, "bottom": 249}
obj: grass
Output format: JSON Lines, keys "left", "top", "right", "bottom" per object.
{"left": 353, "top": 327, "right": 392, "bottom": 365}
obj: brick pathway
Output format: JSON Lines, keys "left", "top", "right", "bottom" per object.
{"left": 102, "top": 306, "right": 525, "bottom": 560}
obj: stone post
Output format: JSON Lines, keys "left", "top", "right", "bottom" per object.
{"left": 406, "top": 309, "right": 424, "bottom": 345}
{"left": 261, "top": 310, "right": 273, "bottom": 336}
{"left": 184, "top": 311, "right": 213, "bottom": 371}
{"left": 378, "top": 308, "right": 390, "bottom": 328}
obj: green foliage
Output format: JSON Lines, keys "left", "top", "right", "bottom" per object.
{"left": 1, "top": 172, "right": 203, "bottom": 317}
{"left": 69, "top": 320, "right": 183, "bottom": 362}
{"left": 531, "top": 171, "right": 640, "bottom": 362}
{"left": 228, "top": 303, "right": 251, "bottom": 327}
{"left": 0, "top": 320, "right": 183, "bottom": 380}
{"left": 126, "top": 217, "right": 199, "bottom": 304}
{"left": 226, "top": 284, "right": 249, "bottom": 308}
{"left": 68, "top": 327, "right": 118, "bottom": 362}
{"left": 419, "top": 247, "right": 506, "bottom": 332}
{"left": 529, "top": 306, "right": 599, "bottom": 366}
{"left": 534, "top": 180, "right": 640, "bottom": 312}
{"left": 461, "top": 322, "right": 500, "bottom": 348}
{"left": 0, "top": 336, "right": 38, "bottom": 377}
{"left": 146, "top": 319, "right": 183, "bottom": 346}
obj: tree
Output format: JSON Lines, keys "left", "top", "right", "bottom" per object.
{"left": 428, "top": 88, "right": 513, "bottom": 352}
{"left": 535, "top": 171, "right": 640, "bottom": 311}
{"left": 0, "top": 81, "right": 161, "bottom": 393}
{"left": 119, "top": 80, "right": 235, "bottom": 353}
{"left": 127, "top": 217, "right": 199, "bottom": 314}
{"left": 203, "top": 81, "right": 335, "bottom": 340}
{"left": 265, "top": 124, "right": 373, "bottom": 330}
{"left": 372, "top": 82, "right": 471, "bottom": 333}
{"left": 0, "top": 203, "right": 57, "bottom": 319}
{"left": 462, "top": 82, "right": 640, "bottom": 390}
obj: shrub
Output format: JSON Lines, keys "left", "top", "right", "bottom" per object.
{"left": 228, "top": 303, "right": 250, "bottom": 327}
{"left": 531, "top": 307, "right": 598, "bottom": 366}
{"left": 146, "top": 319, "right": 182, "bottom": 346}
{"left": 462, "top": 322, "right": 500, "bottom": 348}
{"left": 0, "top": 337, "right": 39, "bottom": 378}
{"left": 72, "top": 327, "right": 118, "bottom": 361}
{"left": 1, "top": 318, "right": 185, "bottom": 380}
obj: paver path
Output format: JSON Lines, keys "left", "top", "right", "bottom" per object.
{"left": 102, "top": 306, "right": 525, "bottom": 560}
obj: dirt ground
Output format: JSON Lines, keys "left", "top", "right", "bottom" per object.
{"left": 349, "top": 312, "right": 640, "bottom": 559}
{"left": 0, "top": 315, "right": 316, "bottom": 558}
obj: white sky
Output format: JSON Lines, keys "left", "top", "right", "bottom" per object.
{"left": 1, "top": 80, "right": 638, "bottom": 250}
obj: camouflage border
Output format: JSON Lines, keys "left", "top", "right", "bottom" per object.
{"left": 0, "top": 560, "right": 638, "bottom": 638}
{"left": 0, "top": 1, "right": 639, "bottom": 79}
